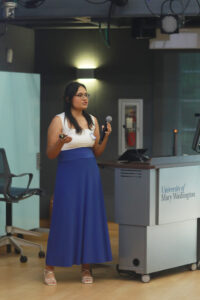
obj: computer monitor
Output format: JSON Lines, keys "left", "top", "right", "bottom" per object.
{"left": 192, "top": 118, "right": 200, "bottom": 153}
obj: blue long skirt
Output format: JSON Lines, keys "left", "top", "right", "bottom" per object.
{"left": 46, "top": 147, "right": 112, "bottom": 267}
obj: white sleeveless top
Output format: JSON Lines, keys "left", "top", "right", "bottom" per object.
{"left": 57, "top": 112, "right": 96, "bottom": 151}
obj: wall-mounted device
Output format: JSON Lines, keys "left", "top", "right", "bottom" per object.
{"left": 2, "top": 1, "right": 17, "bottom": 19}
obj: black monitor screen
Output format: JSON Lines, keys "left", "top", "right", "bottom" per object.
{"left": 118, "top": 149, "right": 148, "bottom": 162}
{"left": 192, "top": 118, "right": 200, "bottom": 153}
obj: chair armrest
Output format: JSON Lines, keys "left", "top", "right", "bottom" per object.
{"left": 4, "top": 173, "right": 33, "bottom": 200}
{"left": 10, "top": 173, "right": 33, "bottom": 190}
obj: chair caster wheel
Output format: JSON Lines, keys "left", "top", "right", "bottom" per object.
{"left": 141, "top": 274, "right": 150, "bottom": 283}
{"left": 38, "top": 251, "right": 45, "bottom": 258}
{"left": 20, "top": 255, "right": 27, "bottom": 263}
{"left": 190, "top": 263, "right": 197, "bottom": 271}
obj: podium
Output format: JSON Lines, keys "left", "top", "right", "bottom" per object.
{"left": 99, "top": 155, "right": 200, "bottom": 282}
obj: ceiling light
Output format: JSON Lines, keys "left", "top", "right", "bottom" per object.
{"left": 161, "top": 15, "right": 179, "bottom": 34}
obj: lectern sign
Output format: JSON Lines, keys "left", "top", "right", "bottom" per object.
{"left": 158, "top": 166, "right": 200, "bottom": 224}
{"left": 161, "top": 184, "right": 196, "bottom": 202}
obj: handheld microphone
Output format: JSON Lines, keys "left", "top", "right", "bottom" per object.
{"left": 100, "top": 115, "right": 112, "bottom": 143}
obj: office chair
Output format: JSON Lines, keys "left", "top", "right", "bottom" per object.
{"left": 0, "top": 148, "right": 45, "bottom": 263}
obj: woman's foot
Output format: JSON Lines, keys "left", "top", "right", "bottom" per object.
{"left": 81, "top": 265, "right": 93, "bottom": 284}
{"left": 44, "top": 268, "right": 57, "bottom": 286}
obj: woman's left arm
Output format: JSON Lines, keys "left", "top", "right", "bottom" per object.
{"left": 92, "top": 117, "right": 112, "bottom": 157}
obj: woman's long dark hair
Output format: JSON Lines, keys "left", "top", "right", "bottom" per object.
{"left": 63, "top": 81, "right": 93, "bottom": 134}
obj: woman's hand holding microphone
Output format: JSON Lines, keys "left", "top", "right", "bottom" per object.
{"left": 103, "top": 122, "right": 112, "bottom": 137}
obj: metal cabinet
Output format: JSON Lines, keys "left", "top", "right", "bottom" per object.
{"left": 118, "top": 99, "right": 143, "bottom": 155}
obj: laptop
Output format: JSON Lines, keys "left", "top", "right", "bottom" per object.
{"left": 118, "top": 149, "right": 149, "bottom": 162}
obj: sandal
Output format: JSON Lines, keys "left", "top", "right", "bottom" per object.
{"left": 81, "top": 268, "right": 94, "bottom": 284}
{"left": 44, "top": 269, "right": 57, "bottom": 286}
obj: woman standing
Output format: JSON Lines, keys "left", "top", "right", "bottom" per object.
{"left": 44, "top": 81, "right": 112, "bottom": 285}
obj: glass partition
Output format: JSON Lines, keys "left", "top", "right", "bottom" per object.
{"left": 0, "top": 71, "right": 40, "bottom": 235}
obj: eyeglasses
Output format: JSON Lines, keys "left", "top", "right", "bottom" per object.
{"left": 75, "top": 93, "right": 90, "bottom": 99}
